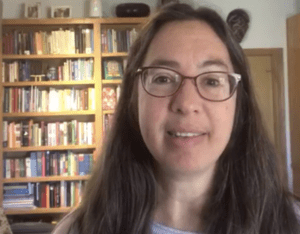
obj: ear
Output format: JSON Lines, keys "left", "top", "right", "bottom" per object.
{"left": 226, "top": 8, "right": 250, "bottom": 43}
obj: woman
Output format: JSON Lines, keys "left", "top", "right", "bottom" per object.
{"left": 53, "top": 3, "right": 300, "bottom": 234}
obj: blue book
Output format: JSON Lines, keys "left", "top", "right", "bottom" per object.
{"left": 37, "top": 152, "right": 42, "bottom": 177}
{"left": 4, "top": 188, "right": 29, "bottom": 195}
{"left": 25, "top": 60, "right": 31, "bottom": 81}
{"left": 46, "top": 151, "right": 50, "bottom": 176}
{"left": 84, "top": 154, "right": 90, "bottom": 175}
{"left": 3, "top": 158, "right": 6, "bottom": 178}
{"left": 74, "top": 60, "right": 78, "bottom": 81}
{"left": 13, "top": 30, "right": 18, "bottom": 54}
{"left": 78, "top": 154, "right": 84, "bottom": 176}
{"left": 30, "top": 152, "right": 37, "bottom": 177}
{"left": 35, "top": 182, "right": 40, "bottom": 207}
{"left": 25, "top": 88, "right": 30, "bottom": 112}
{"left": 107, "top": 29, "right": 112, "bottom": 53}
{"left": 90, "top": 29, "right": 94, "bottom": 53}
{"left": 29, "top": 31, "right": 34, "bottom": 54}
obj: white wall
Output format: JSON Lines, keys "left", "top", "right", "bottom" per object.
{"left": 2, "top": 0, "right": 298, "bottom": 188}
{"left": 2, "top": 0, "right": 297, "bottom": 48}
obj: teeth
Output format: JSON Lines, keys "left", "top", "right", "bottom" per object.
{"left": 171, "top": 132, "right": 203, "bottom": 137}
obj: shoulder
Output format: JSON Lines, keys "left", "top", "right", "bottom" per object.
{"left": 52, "top": 210, "right": 76, "bottom": 234}
{"left": 293, "top": 200, "right": 300, "bottom": 222}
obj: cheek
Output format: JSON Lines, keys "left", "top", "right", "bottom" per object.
{"left": 138, "top": 84, "right": 169, "bottom": 143}
{"left": 209, "top": 98, "right": 236, "bottom": 140}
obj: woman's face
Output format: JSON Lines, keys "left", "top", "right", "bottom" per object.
{"left": 138, "top": 20, "right": 237, "bottom": 176}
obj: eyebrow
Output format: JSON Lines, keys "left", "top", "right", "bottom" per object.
{"left": 200, "top": 59, "right": 229, "bottom": 70}
{"left": 148, "top": 58, "right": 229, "bottom": 70}
{"left": 149, "top": 59, "right": 180, "bottom": 68}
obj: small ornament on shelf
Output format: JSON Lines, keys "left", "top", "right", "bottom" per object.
{"left": 89, "top": 0, "right": 102, "bottom": 17}
{"left": 30, "top": 74, "right": 45, "bottom": 82}
{"left": 24, "top": 2, "right": 42, "bottom": 19}
{"left": 51, "top": 6, "right": 72, "bottom": 18}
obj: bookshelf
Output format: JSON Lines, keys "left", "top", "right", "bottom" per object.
{"left": 0, "top": 17, "right": 146, "bottom": 221}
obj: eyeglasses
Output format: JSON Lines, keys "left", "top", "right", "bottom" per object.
{"left": 136, "top": 66, "right": 241, "bottom": 102}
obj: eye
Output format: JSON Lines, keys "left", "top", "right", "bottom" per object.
{"left": 152, "top": 74, "right": 175, "bottom": 84}
{"left": 203, "top": 77, "right": 220, "bottom": 87}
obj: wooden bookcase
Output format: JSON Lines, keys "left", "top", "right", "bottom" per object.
{"left": 0, "top": 17, "right": 146, "bottom": 221}
{"left": 287, "top": 14, "right": 300, "bottom": 196}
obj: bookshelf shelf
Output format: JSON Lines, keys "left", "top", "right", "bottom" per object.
{"left": 3, "top": 111, "right": 96, "bottom": 118}
{"left": 2, "top": 80, "right": 95, "bottom": 87}
{"left": 101, "top": 52, "right": 128, "bottom": 57}
{"left": 3, "top": 145, "right": 96, "bottom": 152}
{"left": 102, "top": 80, "right": 122, "bottom": 85}
{"left": 3, "top": 175, "right": 90, "bottom": 183}
{"left": 103, "top": 110, "right": 114, "bottom": 115}
{"left": 3, "top": 18, "right": 99, "bottom": 26}
{"left": 2, "top": 54, "right": 94, "bottom": 60}
{"left": 5, "top": 207, "right": 73, "bottom": 215}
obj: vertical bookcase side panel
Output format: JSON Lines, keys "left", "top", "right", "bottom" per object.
{"left": 94, "top": 22, "right": 103, "bottom": 160}
{"left": 287, "top": 14, "right": 300, "bottom": 196}
{"left": 0, "top": 16, "right": 3, "bottom": 206}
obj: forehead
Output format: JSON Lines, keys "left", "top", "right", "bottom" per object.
{"left": 144, "top": 20, "right": 233, "bottom": 71}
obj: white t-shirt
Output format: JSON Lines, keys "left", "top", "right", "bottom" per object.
{"left": 151, "top": 222, "right": 201, "bottom": 234}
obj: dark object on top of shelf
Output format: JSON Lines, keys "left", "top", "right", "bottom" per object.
{"left": 159, "top": 0, "right": 179, "bottom": 7}
{"left": 10, "top": 222, "right": 55, "bottom": 234}
{"left": 226, "top": 8, "right": 250, "bottom": 43}
{"left": 116, "top": 3, "right": 150, "bottom": 17}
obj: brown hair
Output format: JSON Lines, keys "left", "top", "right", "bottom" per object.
{"left": 69, "top": 3, "right": 299, "bottom": 234}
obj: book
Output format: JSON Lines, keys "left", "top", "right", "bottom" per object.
{"left": 103, "top": 60, "right": 123, "bottom": 80}
{"left": 30, "top": 152, "right": 37, "bottom": 177}
{"left": 102, "top": 87, "right": 117, "bottom": 110}
{"left": 21, "top": 121, "right": 29, "bottom": 146}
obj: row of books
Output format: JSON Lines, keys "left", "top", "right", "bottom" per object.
{"left": 103, "top": 86, "right": 121, "bottom": 110}
{"left": 3, "top": 87, "right": 95, "bottom": 113}
{"left": 3, "top": 181, "right": 86, "bottom": 209}
{"left": 3, "top": 151, "right": 93, "bottom": 179}
{"left": 3, "top": 28, "right": 94, "bottom": 55}
{"left": 3, "top": 120, "right": 95, "bottom": 148}
{"left": 101, "top": 28, "right": 138, "bottom": 53}
{"left": 2, "top": 58, "right": 94, "bottom": 82}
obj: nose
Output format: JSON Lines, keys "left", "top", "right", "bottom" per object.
{"left": 170, "top": 79, "right": 203, "bottom": 115}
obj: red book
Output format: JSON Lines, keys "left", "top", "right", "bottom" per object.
{"left": 41, "top": 183, "right": 47, "bottom": 208}
{"left": 53, "top": 185, "right": 57, "bottom": 208}
{"left": 10, "top": 159, "right": 15, "bottom": 178}
{"left": 46, "top": 184, "right": 50, "bottom": 208}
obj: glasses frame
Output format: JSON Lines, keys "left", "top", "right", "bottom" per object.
{"left": 136, "top": 66, "right": 241, "bottom": 102}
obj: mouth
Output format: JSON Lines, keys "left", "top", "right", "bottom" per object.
{"left": 167, "top": 131, "right": 207, "bottom": 138}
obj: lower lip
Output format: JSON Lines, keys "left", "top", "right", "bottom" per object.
{"left": 165, "top": 133, "right": 207, "bottom": 148}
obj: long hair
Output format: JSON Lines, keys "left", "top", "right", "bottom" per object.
{"left": 69, "top": 4, "right": 299, "bottom": 234}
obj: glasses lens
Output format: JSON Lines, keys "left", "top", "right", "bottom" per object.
{"left": 196, "top": 72, "right": 237, "bottom": 101}
{"left": 141, "top": 68, "right": 181, "bottom": 97}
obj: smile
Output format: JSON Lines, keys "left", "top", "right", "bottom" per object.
{"left": 167, "top": 131, "right": 206, "bottom": 137}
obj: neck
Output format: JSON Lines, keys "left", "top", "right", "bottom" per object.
{"left": 153, "top": 167, "right": 215, "bottom": 232}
